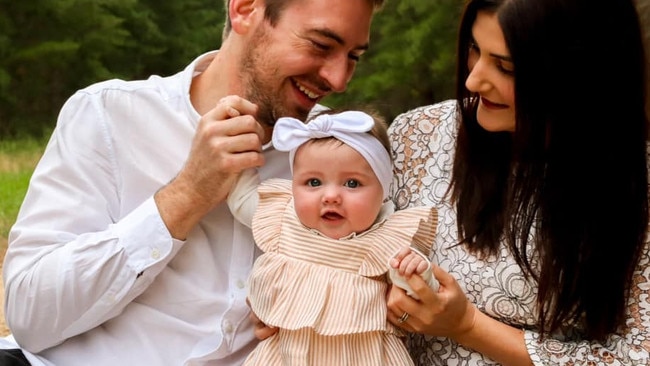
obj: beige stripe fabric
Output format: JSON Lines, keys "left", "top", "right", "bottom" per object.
{"left": 245, "top": 328, "right": 414, "bottom": 365}
{"left": 245, "top": 179, "right": 438, "bottom": 365}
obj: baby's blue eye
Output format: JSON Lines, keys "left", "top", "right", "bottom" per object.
{"left": 344, "top": 179, "right": 360, "bottom": 188}
{"left": 307, "top": 179, "right": 321, "bottom": 187}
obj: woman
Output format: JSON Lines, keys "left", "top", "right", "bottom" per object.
{"left": 386, "top": 0, "right": 650, "bottom": 364}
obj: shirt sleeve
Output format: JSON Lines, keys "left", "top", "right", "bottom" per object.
{"left": 2, "top": 90, "right": 183, "bottom": 353}
{"left": 227, "top": 168, "right": 261, "bottom": 228}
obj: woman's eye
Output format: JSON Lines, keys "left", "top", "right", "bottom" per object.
{"left": 344, "top": 179, "right": 360, "bottom": 188}
{"left": 497, "top": 62, "right": 515, "bottom": 75}
{"left": 307, "top": 179, "right": 321, "bottom": 187}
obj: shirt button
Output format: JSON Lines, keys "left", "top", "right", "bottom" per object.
{"left": 236, "top": 279, "right": 245, "bottom": 289}
{"left": 151, "top": 248, "right": 160, "bottom": 259}
{"left": 224, "top": 321, "right": 234, "bottom": 333}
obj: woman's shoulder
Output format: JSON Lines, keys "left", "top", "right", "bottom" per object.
{"left": 388, "top": 99, "right": 459, "bottom": 153}
{"left": 388, "top": 100, "right": 458, "bottom": 210}
{"left": 390, "top": 99, "right": 458, "bottom": 129}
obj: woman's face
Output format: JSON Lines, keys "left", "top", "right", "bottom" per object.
{"left": 465, "top": 11, "right": 516, "bottom": 132}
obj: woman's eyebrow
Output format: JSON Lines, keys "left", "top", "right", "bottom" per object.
{"left": 489, "top": 52, "right": 513, "bottom": 62}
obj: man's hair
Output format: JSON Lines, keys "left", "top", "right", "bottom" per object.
{"left": 222, "top": 0, "right": 385, "bottom": 40}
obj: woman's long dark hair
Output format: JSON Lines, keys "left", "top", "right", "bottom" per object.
{"left": 452, "top": 0, "right": 649, "bottom": 340}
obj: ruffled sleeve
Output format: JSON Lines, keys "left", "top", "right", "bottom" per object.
{"left": 251, "top": 178, "right": 293, "bottom": 253}
{"left": 358, "top": 206, "right": 438, "bottom": 277}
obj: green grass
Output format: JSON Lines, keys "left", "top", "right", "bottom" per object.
{"left": 0, "top": 137, "right": 46, "bottom": 334}
{"left": 0, "top": 138, "right": 47, "bottom": 251}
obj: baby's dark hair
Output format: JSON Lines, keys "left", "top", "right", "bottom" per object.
{"left": 307, "top": 108, "right": 391, "bottom": 158}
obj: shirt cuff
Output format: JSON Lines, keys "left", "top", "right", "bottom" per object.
{"left": 111, "top": 197, "right": 179, "bottom": 274}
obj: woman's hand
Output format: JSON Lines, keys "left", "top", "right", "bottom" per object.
{"left": 387, "top": 265, "right": 477, "bottom": 340}
{"left": 387, "top": 266, "right": 533, "bottom": 365}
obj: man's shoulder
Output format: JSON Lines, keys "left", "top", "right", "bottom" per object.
{"left": 76, "top": 51, "right": 217, "bottom": 101}
{"left": 77, "top": 73, "right": 178, "bottom": 98}
{"left": 78, "top": 51, "right": 214, "bottom": 98}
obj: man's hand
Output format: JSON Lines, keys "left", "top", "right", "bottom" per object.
{"left": 155, "top": 95, "right": 266, "bottom": 239}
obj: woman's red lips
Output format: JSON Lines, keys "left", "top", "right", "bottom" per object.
{"left": 481, "top": 97, "right": 507, "bottom": 109}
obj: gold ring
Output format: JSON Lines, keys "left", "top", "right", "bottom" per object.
{"left": 398, "top": 312, "right": 409, "bottom": 324}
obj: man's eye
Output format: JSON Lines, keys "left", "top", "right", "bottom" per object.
{"left": 344, "top": 179, "right": 359, "bottom": 188}
{"left": 311, "top": 41, "right": 330, "bottom": 51}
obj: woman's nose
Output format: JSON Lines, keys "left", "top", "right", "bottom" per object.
{"left": 465, "top": 59, "right": 491, "bottom": 93}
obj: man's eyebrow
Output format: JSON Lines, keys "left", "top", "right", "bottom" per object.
{"left": 309, "top": 28, "right": 370, "bottom": 51}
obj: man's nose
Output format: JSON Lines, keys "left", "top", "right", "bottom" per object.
{"left": 319, "top": 54, "right": 354, "bottom": 93}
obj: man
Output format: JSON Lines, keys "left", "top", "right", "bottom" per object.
{"left": 0, "top": 0, "right": 384, "bottom": 364}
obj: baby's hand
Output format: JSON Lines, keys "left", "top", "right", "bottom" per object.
{"left": 388, "top": 247, "right": 439, "bottom": 299}
{"left": 393, "top": 249, "right": 429, "bottom": 276}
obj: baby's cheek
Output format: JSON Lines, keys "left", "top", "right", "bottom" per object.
{"left": 293, "top": 200, "right": 316, "bottom": 227}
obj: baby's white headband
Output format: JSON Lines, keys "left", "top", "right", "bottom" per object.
{"left": 272, "top": 111, "right": 393, "bottom": 199}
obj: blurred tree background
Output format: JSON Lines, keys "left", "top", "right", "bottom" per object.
{"left": 0, "top": 0, "right": 226, "bottom": 138}
{"left": 326, "top": 0, "right": 461, "bottom": 120}
{"left": 0, "top": 0, "right": 649, "bottom": 139}
{"left": 0, "top": 0, "right": 461, "bottom": 139}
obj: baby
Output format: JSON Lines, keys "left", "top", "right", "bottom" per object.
{"left": 228, "top": 109, "right": 438, "bottom": 365}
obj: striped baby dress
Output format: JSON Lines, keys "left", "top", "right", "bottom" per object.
{"left": 244, "top": 178, "right": 437, "bottom": 366}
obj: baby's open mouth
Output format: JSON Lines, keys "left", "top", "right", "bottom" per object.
{"left": 322, "top": 212, "right": 343, "bottom": 220}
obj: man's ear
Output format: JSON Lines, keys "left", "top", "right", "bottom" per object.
{"left": 228, "top": 0, "right": 261, "bottom": 34}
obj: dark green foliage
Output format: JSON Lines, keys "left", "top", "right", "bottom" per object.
{"left": 325, "top": 0, "right": 462, "bottom": 122}
{"left": 5, "top": 0, "right": 647, "bottom": 136}
{"left": 0, "top": 0, "right": 463, "bottom": 137}
{"left": 0, "top": 0, "right": 224, "bottom": 138}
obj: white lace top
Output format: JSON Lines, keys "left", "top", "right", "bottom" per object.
{"left": 388, "top": 99, "right": 650, "bottom": 365}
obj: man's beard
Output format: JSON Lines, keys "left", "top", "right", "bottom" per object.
{"left": 246, "top": 81, "right": 280, "bottom": 128}
{"left": 239, "top": 24, "right": 311, "bottom": 127}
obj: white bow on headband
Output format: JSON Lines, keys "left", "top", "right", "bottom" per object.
{"left": 272, "top": 111, "right": 392, "bottom": 199}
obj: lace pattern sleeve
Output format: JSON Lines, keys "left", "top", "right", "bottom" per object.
{"left": 388, "top": 99, "right": 458, "bottom": 211}
{"left": 525, "top": 239, "right": 650, "bottom": 365}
